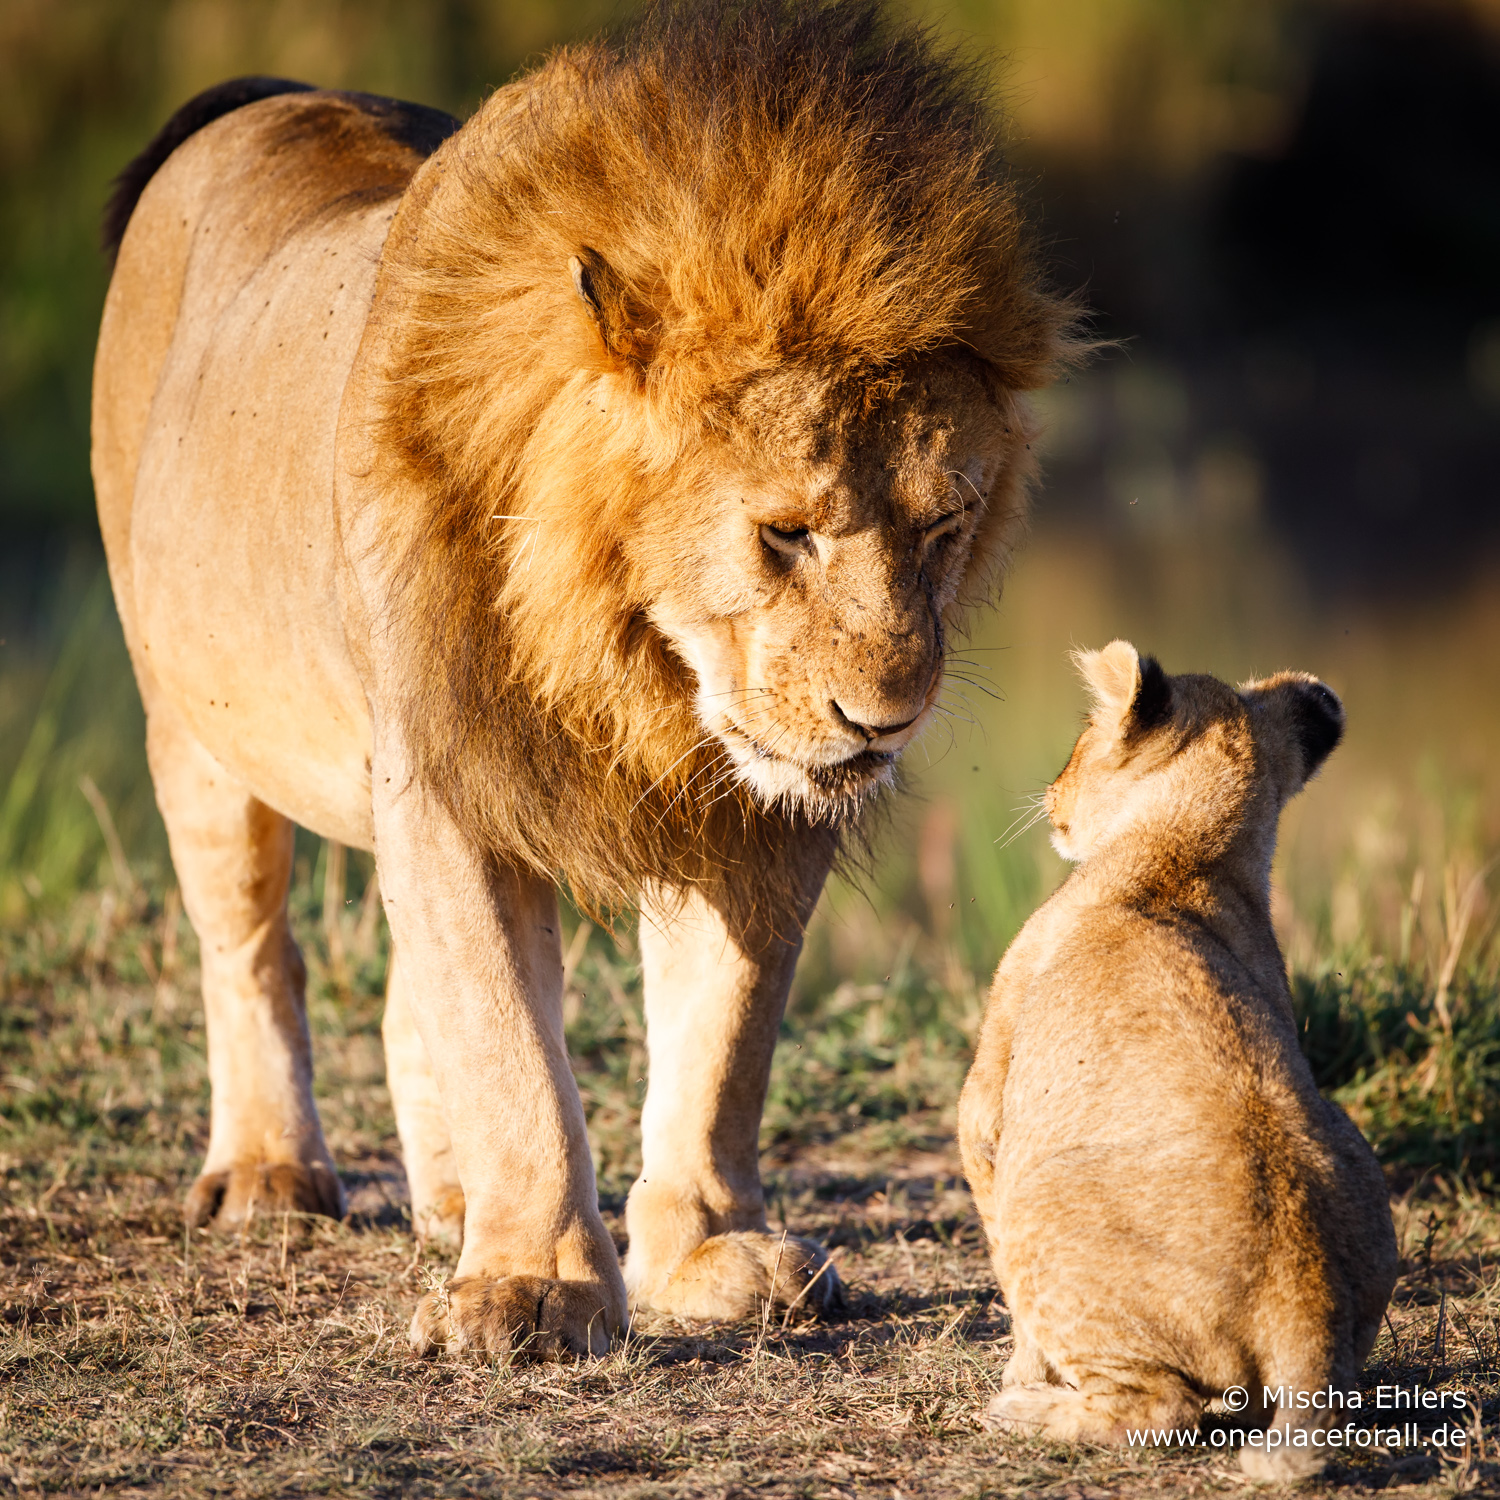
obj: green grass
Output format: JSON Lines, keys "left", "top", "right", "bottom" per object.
{"left": 0, "top": 551, "right": 162, "bottom": 921}
{"left": 6, "top": 869, "right": 1499, "bottom": 1208}
{"left": 1296, "top": 960, "right": 1500, "bottom": 1184}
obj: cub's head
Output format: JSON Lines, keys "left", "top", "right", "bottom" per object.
{"left": 1046, "top": 640, "right": 1344, "bottom": 867}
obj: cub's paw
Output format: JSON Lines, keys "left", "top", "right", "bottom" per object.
{"left": 985, "top": 1386, "right": 1060, "bottom": 1434}
{"left": 409, "top": 1275, "right": 617, "bottom": 1360}
{"left": 1238, "top": 1443, "right": 1329, "bottom": 1484}
{"left": 986, "top": 1384, "right": 1204, "bottom": 1448}
{"left": 634, "top": 1231, "right": 843, "bottom": 1322}
{"left": 412, "top": 1186, "right": 466, "bottom": 1246}
{"left": 185, "top": 1160, "right": 344, "bottom": 1229}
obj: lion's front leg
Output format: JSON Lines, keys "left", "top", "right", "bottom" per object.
{"left": 373, "top": 751, "right": 625, "bottom": 1359}
{"left": 624, "top": 880, "right": 841, "bottom": 1323}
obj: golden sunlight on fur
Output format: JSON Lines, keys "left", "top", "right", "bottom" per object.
{"left": 92, "top": 0, "right": 1078, "bottom": 1358}
{"left": 958, "top": 643, "right": 1398, "bottom": 1483}
{"left": 369, "top": 3, "right": 1082, "bottom": 906}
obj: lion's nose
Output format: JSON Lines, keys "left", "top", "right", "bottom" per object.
{"left": 832, "top": 702, "right": 922, "bottom": 741}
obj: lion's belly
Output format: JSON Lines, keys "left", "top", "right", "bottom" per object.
{"left": 131, "top": 203, "right": 394, "bottom": 850}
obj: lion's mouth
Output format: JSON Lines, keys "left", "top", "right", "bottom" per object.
{"left": 741, "top": 729, "right": 882, "bottom": 774}
{"left": 805, "top": 748, "right": 897, "bottom": 794}
{"left": 717, "top": 721, "right": 897, "bottom": 813}
{"left": 739, "top": 730, "right": 892, "bottom": 776}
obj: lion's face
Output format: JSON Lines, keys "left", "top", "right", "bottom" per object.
{"left": 371, "top": 17, "right": 1077, "bottom": 905}
{"left": 636, "top": 358, "right": 1015, "bottom": 814}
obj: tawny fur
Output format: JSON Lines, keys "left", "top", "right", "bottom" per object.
{"left": 958, "top": 644, "right": 1398, "bottom": 1483}
{"left": 93, "top": 0, "right": 1076, "bottom": 1357}
{"left": 366, "top": 1, "right": 1082, "bottom": 917}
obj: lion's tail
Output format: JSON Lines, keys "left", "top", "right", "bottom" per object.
{"left": 102, "top": 76, "right": 314, "bottom": 263}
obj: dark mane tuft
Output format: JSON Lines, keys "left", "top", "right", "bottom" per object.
{"left": 102, "top": 77, "right": 315, "bottom": 263}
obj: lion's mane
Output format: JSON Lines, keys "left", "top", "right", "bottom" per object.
{"left": 367, "top": 0, "right": 1080, "bottom": 922}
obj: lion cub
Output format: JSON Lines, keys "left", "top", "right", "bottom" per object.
{"left": 958, "top": 643, "right": 1397, "bottom": 1482}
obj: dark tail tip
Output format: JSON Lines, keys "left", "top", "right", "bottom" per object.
{"left": 102, "top": 76, "right": 316, "bottom": 265}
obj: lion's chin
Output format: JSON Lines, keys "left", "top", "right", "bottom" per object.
{"left": 720, "top": 732, "right": 895, "bottom": 820}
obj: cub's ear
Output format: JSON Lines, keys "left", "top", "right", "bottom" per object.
{"left": 568, "top": 247, "right": 656, "bottom": 367}
{"left": 1131, "top": 654, "right": 1173, "bottom": 734}
{"left": 1241, "top": 672, "right": 1345, "bottom": 790}
{"left": 1074, "top": 640, "right": 1172, "bottom": 738}
{"left": 1288, "top": 677, "right": 1344, "bottom": 781}
{"left": 1075, "top": 640, "right": 1139, "bottom": 725}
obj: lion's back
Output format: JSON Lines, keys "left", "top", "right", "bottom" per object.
{"left": 95, "top": 87, "right": 457, "bottom": 548}
{"left": 95, "top": 88, "right": 458, "bottom": 845}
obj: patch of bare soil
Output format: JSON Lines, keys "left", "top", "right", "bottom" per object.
{"left": 2, "top": 896, "right": 1496, "bottom": 1497}
{"left": 2, "top": 1161, "right": 1497, "bottom": 1499}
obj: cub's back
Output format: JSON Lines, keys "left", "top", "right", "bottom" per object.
{"left": 992, "top": 903, "right": 1356, "bottom": 1265}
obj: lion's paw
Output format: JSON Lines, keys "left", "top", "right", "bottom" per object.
{"left": 185, "top": 1159, "right": 344, "bottom": 1229}
{"left": 633, "top": 1231, "right": 843, "bottom": 1322}
{"left": 409, "top": 1274, "right": 617, "bottom": 1360}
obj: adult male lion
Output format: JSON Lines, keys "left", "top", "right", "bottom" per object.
{"left": 92, "top": 0, "right": 1073, "bottom": 1355}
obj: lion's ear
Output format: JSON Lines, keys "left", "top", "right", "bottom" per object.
{"left": 568, "top": 247, "right": 656, "bottom": 368}
{"left": 1074, "top": 640, "right": 1172, "bottom": 738}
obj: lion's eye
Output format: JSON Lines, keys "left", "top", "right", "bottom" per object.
{"left": 760, "top": 522, "right": 812, "bottom": 559}
{"left": 924, "top": 512, "right": 963, "bottom": 547}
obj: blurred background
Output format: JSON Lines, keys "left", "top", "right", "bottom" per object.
{"left": 2, "top": 0, "right": 1497, "bottom": 1004}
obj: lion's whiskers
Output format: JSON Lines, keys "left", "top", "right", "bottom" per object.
{"left": 629, "top": 732, "right": 729, "bottom": 816}
{"left": 945, "top": 467, "right": 986, "bottom": 519}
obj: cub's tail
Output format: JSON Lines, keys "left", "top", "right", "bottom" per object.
{"left": 102, "top": 76, "right": 314, "bottom": 262}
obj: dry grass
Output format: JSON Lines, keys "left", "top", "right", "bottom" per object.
{"left": 4, "top": 886, "right": 1500, "bottom": 1499}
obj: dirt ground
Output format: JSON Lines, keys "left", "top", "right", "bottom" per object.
{"left": 4, "top": 1149, "right": 1498, "bottom": 1499}
{"left": 2, "top": 895, "right": 1497, "bottom": 1498}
